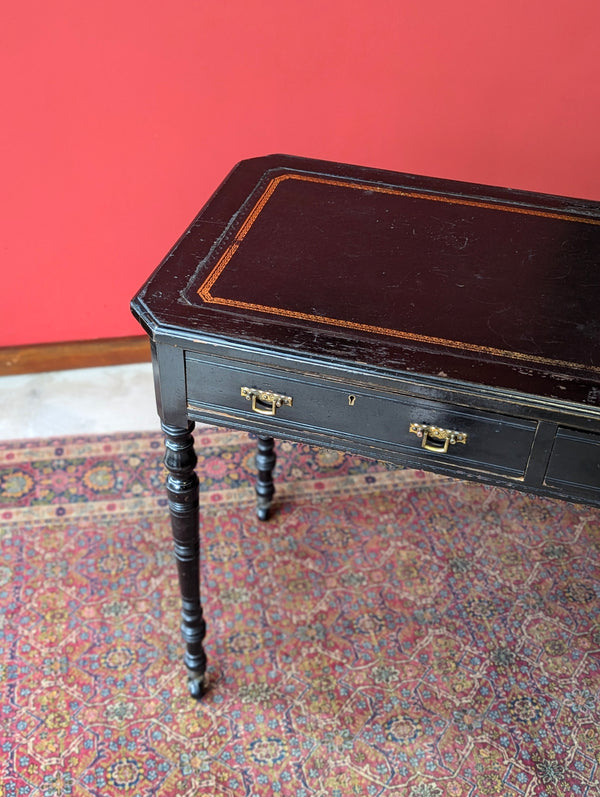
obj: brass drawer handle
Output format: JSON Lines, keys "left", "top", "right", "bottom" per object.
{"left": 409, "top": 423, "right": 467, "bottom": 453}
{"left": 241, "top": 387, "right": 293, "bottom": 416}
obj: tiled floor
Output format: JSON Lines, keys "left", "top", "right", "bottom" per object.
{"left": 0, "top": 363, "right": 161, "bottom": 440}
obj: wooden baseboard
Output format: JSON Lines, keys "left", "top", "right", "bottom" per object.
{"left": 0, "top": 336, "right": 152, "bottom": 376}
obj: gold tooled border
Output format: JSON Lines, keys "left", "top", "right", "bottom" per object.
{"left": 198, "top": 173, "right": 600, "bottom": 374}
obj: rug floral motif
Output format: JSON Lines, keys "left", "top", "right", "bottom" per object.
{"left": 1, "top": 427, "right": 599, "bottom": 796}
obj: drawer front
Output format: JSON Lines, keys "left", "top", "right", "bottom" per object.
{"left": 545, "top": 428, "right": 600, "bottom": 495}
{"left": 185, "top": 356, "right": 536, "bottom": 477}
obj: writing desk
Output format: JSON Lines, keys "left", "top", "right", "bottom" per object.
{"left": 131, "top": 155, "right": 600, "bottom": 697}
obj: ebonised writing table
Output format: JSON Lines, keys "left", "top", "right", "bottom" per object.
{"left": 131, "top": 154, "right": 600, "bottom": 698}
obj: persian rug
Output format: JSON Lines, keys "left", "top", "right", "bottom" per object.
{"left": 1, "top": 427, "right": 600, "bottom": 797}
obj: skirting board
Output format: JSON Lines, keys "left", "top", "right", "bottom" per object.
{"left": 0, "top": 336, "right": 151, "bottom": 376}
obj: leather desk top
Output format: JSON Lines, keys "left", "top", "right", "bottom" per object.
{"left": 134, "top": 154, "right": 600, "bottom": 407}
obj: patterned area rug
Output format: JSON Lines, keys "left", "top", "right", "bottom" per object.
{"left": 1, "top": 427, "right": 600, "bottom": 796}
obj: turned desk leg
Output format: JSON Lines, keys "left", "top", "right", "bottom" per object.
{"left": 255, "top": 435, "right": 276, "bottom": 521}
{"left": 162, "top": 421, "right": 207, "bottom": 699}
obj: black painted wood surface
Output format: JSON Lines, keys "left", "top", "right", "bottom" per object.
{"left": 162, "top": 421, "right": 207, "bottom": 698}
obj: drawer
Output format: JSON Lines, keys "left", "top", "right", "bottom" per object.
{"left": 185, "top": 355, "right": 536, "bottom": 477}
{"left": 545, "top": 428, "right": 600, "bottom": 495}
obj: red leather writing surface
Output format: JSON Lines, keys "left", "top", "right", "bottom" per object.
{"left": 191, "top": 169, "right": 600, "bottom": 375}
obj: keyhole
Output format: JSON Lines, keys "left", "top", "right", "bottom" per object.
{"left": 348, "top": 394, "right": 356, "bottom": 406}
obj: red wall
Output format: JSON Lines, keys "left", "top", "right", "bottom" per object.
{"left": 2, "top": 0, "right": 599, "bottom": 347}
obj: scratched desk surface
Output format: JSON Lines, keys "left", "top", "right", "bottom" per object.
{"left": 136, "top": 155, "right": 600, "bottom": 405}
